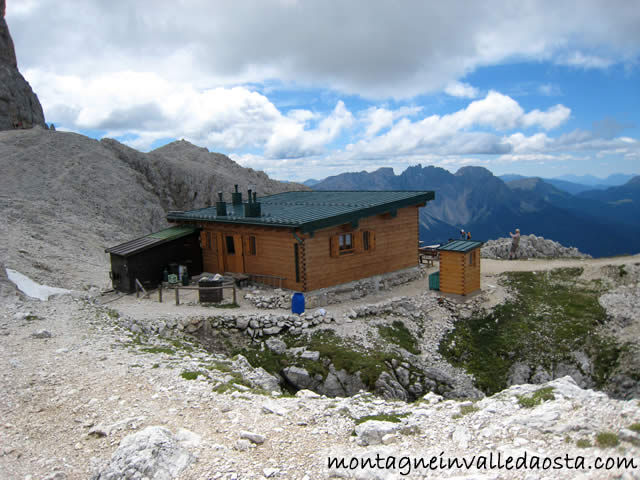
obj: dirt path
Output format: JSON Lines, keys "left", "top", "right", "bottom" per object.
{"left": 481, "top": 254, "right": 640, "bottom": 278}
{"left": 106, "top": 253, "right": 640, "bottom": 323}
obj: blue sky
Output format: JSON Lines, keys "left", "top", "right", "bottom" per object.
{"left": 7, "top": 0, "right": 640, "bottom": 182}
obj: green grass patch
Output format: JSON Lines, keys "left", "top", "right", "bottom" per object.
{"left": 439, "top": 268, "right": 621, "bottom": 395}
{"left": 629, "top": 423, "right": 640, "bottom": 433}
{"left": 207, "top": 360, "right": 233, "bottom": 373}
{"left": 25, "top": 314, "right": 40, "bottom": 321}
{"left": 596, "top": 432, "right": 620, "bottom": 448}
{"left": 576, "top": 439, "right": 592, "bottom": 448}
{"left": 354, "top": 413, "right": 408, "bottom": 425}
{"left": 237, "top": 329, "right": 399, "bottom": 390}
{"left": 517, "top": 387, "right": 555, "bottom": 408}
{"left": 141, "top": 346, "right": 175, "bottom": 355}
{"left": 377, "top": 320, "right": 420, "bottom": 355}
{"left": 456, "top": 404, "right": 479, "bottom": 417}
{"left": 180, "top": 371, "right": 203, "bottom": 381}
{"left": 618, "top": 265, "right": 628, "bottom": 278}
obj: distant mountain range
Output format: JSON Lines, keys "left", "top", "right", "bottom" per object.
{"left": 311, "top": 166, "right": 640, "bottom": 257}
{"left": 498, "top": 173, "right": 637, "bottom": 195}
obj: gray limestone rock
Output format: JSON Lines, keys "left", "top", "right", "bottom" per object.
{"left": 31, "top": 329, "right": 52, "bottom": 339}
{"left": 355, "top": 420, "right": 401, "bottom": 446}
{"left": 240, "top": 431, "right": 266, "bottom": 445}
{"left": 0, "top": 1, "right": 46, "bottom": 131}
{"left": 282, "top": 366, "right": 318, "bottom": 391}
{"left": 265, "top": 337, "right": 287, "bottom": 354}
{"left": 91, "top": 426, "right": 195, "bottom": 480}
{"left": 375, "top": 371, "right": 408, "bottom": 401}
{"left": 507, "top": 362, "right": 531, "bottom": 386}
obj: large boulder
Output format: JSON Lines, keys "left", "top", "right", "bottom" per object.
{"left": 91, "top": 426, "right": 196, "bottom": 480}
{"left": 0, "top": 0, "right": 47, "bottom": 131}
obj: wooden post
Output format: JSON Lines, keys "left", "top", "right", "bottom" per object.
{"left": 158, "top": 284, "right": 163, "bottom": 303}
{"left": 175, "top": 287, "right": 180, "bottom": 306}
{"left": 232, "top": 284, "right": 236, "bottom": 305}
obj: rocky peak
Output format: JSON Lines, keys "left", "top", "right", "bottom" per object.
{"left": 0, "top": 0, "right": 17, "bottom": 68}
{"left": 0, "top": 0, "right": 47, "bottom": 131}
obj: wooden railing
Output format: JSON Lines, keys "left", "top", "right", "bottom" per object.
{"left": 158, "top": 282, "right": 236, "bottom": 305}
{"left": 135, "top": 278, "right": 149, "bottom": 298}
{"left": 245, "top": 273, "right": 286, "bottom": 288}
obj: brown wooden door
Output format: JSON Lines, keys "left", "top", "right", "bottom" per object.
{"left": 223, "top": 234, "right": 244, "bottom": 272}
{"left": 201, "top": 231, "right": 221, "bottom": 273}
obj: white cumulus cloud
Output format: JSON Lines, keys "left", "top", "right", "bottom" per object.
{"left": 444, "top": 82, "right": 479, "bottom": 98}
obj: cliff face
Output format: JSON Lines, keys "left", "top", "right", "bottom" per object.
{"left": 0, "top": 0, "right": 46, "bottom": 130}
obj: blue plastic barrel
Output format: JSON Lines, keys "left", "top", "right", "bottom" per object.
{"left": 292, "top": 292, "right": 305, "bottom": 314}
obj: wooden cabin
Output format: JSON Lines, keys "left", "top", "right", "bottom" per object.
{"left": 436, "top": 240, "right": 483, "bottom": 296}
{"left": 105, "top": 226, "right": 203, "bottom": 293}
{"left": 167, "top": 189, "right": 435, "bottom": 292}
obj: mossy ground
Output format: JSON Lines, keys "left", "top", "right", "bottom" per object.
{"left": 596, "top": 432, "right": 620, "bottom": 448}
{"left": 237, "top": 329, "right": 400, "bottom": 389}
{"left": 354, "top": 413, "right": 408, "bottom": 425}
{"left": 439, "top": 268, "right": 623, "bottom": 395}
{"left": 517, "top": 387, "right": 555, "bottom": 408}
{"left": 377, "top": 320, "right": 420, "bottom": 355}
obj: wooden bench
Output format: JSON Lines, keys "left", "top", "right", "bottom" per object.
{"left": 418, "top": 246, "right": 439, "bottom": 267}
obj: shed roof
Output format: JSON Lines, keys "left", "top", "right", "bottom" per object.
{"left": 437, "top": 239, "right": 484, "bottom": 253}
{"left": 167, "top": 190, "right": 435, "bottom": 234}
{"left": 105, "top": 226, "right": 198, "bottom": 257}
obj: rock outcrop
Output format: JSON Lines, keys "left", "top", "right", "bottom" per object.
{"left": 0, "top": 128, "right": 307, "bottom": 291}
{"left": 0, "top": 0, "right": 46, "bottom": 130}
{"left": 91, "top": 426, "right": 197, "bottom": 480}
{"left": 481, "top": 234, "right": 590, "bottom": 259}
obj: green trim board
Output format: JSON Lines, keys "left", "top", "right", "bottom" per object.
{"left": 167, "top": 191, "right": 435, "bottom": 234}
{"left": 437, "top": 239, "right": 484, "bottom": 253}
{"left": 105, "top": 226, "right": 199, "bottom": 257}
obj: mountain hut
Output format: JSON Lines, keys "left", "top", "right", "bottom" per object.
{"left": 167, "top": 188, "right": 435, "bottom": 292}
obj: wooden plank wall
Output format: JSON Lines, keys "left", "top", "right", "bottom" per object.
{"left": 465, "top": 249, "right": 481, "bottom": 294}
{"left": 199, "top": 224, "right": 304, "bottom": 291}
{"left": 439, "top": 248, "right": 481, "bottom": 295}
{"left": 303, "top": 206, "right": 420, "bottom": 291}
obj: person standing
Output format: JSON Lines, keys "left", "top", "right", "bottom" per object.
{"left": 509, "top": 228, "right": 520, "bottom": 259}
{"left": 460, "top": 229, "right": 466, "bottom": 239}
{"left": 466, "top": 231, "right": 472, "bottom": 240}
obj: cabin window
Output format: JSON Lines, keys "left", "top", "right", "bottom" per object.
{"left": 248, "top": 236, "right": 257, "bottom": 256}
{"left": 330, "top": 231, "right": 375, "bottom": 257}
{"left": 339, "top": 233, "right": 353, "bottom": 254}
{"left": 468, "top": 250, "right": 475, "bottom": 266}
{"left": 225, "top": 235, "right": 236, "bottom": 254}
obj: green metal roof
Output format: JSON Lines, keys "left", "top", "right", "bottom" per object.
{"left": 105, "top": 226, "right": 199, "bottom": 257}
{"left": 167, "top": 191, "right": 435, "bottom": 234}
{"left": 437, "top": 239, "right": 484, "bottom": 253}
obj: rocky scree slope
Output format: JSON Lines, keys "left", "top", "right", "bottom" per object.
{"left": 0, "top": 128, "right": 307, "bottom": 291}
{"left": 1, "top": 292, "right": 640, "bottom": 480}
{"left": 0, "top": 0, "right": 46, "bottom": 131}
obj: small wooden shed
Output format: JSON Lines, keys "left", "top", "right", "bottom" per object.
{"left": 105, "top": 226, "right": 203, "bottom": 293}
{"left": 437, "top": 240, "right": 483, "bottom": 296}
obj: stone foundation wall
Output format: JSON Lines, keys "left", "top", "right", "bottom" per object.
{"left": 243, "top": 266, "right": 425, "bottom": 310}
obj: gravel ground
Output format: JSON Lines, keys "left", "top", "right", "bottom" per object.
{"left": 2, "top": 254, "right": 640, "bottom": 479}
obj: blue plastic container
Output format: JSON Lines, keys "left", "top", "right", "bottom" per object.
{"left": 292, "top": 292, "right": 305, "bottom": 314}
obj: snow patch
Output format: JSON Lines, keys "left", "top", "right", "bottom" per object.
{"left": 6, "top": 268, "right": 72, "bottom": 301}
